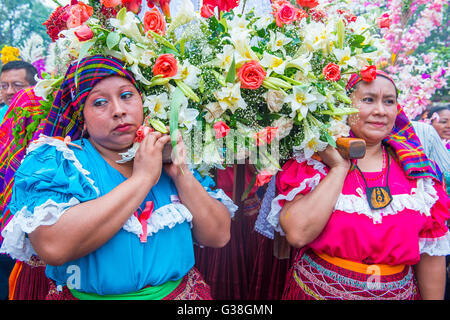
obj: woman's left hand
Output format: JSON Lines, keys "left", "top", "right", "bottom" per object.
{"left": 163, "top": 132, "right": 189, "bottom": 180}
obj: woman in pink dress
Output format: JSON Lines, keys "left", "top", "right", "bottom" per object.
{"left": 265, "top": 70, "right": 450, "bottom": 300}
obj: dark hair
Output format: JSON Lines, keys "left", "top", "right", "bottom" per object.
{"left": 427, "top": 105, "right": 450, "bottom": 121}
{"left": 1, "top": 60, "right": 38, "bottom": 86}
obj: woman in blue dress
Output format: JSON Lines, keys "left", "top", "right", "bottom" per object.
{"left": 0, "top": 55, "right": 234, "bottom": 300}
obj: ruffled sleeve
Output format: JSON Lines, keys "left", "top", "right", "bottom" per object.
{"left": 0, "top": 136, "right": 99, "bottom": 261}
{"left": 418, "top": 181, "right": 450, "bottom": 256}
{"left": 191, "top": 168, "right": 238, "bottom": 218}
{"left": 264, "top": 155, "right": 328, "bottom": 236}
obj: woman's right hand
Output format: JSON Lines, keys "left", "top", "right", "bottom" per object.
{"left": 318, "top": 145, "right": 351, "bottom": 172}
{"left": 132, "top": 131, "right": 171, "bottom": 186}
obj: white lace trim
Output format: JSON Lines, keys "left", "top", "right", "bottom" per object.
{"left": 0, "top": 197, "right": 80, "bottom": 262}
{"left": 27, "top": 135, "right": 99, "bottom": 196}
{"left": 294, "top": 152, "right": 327, "bottom": 175}
{"left": 335, "top": 178, "right": 438, "bottom": 224}
{"left": 123, "top": 203, "right": 194, "bottom": 237}
{"left": 266, "top": 173, "right": 323, "bottom": 235}
{"left": 207, "top": 189, "right": 238, "bottom": 218}
{"left": 419, "top": 232, "right": 450, "bottom": 256}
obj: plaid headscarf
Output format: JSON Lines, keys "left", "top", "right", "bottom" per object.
{"left": 43, "top": 55, "right": 138, "bottom": 140}
{"left": 346, "top": 70, "right": 442, "bottom": 182}
{"left": 0, "top": 88, "right": 44, "bottom": 234}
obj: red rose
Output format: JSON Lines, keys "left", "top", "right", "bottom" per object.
{"left": 360, "top": 65, "right": 377, "bottom": 82}
{"left": 147, "top": 0, "right": 171, "bottom": 17}
{"left": 238, "top": 60, "right": 267, "bottom": 90}
{"left": 200, "top": 3, "right": 215, "bottom": 18}
{"left": 213, "top": 121, "right": 230, "bottom": 139}
{"left": 377, "top": 13, "right": 391, "bottom": 29}
{"left": 322, "top": 63, "right": 341, "bottom": 82}
{"left": 256, "top": 170, "right": 273, "bottom": 187}
{"left": 296, "top": 0, "right": 319, "bottom": 9}
{"left": 255, "top": 127, "right": 278, "bottom": 146}
{"left": 153, "top": 54, "right": 178, "bottom": 78}
{"left": 74, "top": 24, "right": 94, "bottom": 42}
{"left": 273, "top": 2, "right": 298, "bottom": 27}
{"left": 143, "top": 7, "right": 166, "bottom": 35}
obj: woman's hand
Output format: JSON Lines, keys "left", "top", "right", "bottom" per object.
{"left": 132, "top": 131, "right": 171, "bottom": 186}
{"left": 318, "top": 145, "right": 351, "bottom": 171}
{"left": 163, "top": 131, "right": 189, "bottom": 181}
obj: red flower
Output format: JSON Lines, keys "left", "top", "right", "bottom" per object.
{"left": 360, "top": 65, "right": 377, "bottom": 82}
{"left": 100, "top": 0, "right": 121, "bottom": 7}
{"left": 296, "top": 0, "right": 319, "bottom": 9}
{"left": 43, "top": 5, "right": 71, "bottom": 42}
{"left": 202, "top": 0, "right": 239, "bottom": 13}
{"left": 153, "top": 54, "right": 178, "bottom": 78}
{"left": 309, "top": 9, "right": 327, "bottom": 22}
{"left": 256, "top": 170, "right": 273, "bottom": 187}
{"left": 134, "top": 125, "right": 154, "bottom": 143}
{"left": 122, "top": 0, "right": 142, "bottom": 14}
{"left": 66, "top": 2, "right": 94, "bottom": 28}
{"left": 213, "top": 121, "right": 230, "bottom": 139}
{"left": 143, "top": 7, "right": 166, "bottom": 35}
{"left": 377, "top": 13, "right": 391, "bottom": 29}
{"left": 200, "top": 3, "right": 215, "bottom": 18}
{"left": 322, "top": 63, "right": 341, "bottom": 82}
{"left": 238, "top": 60, "right": 267, "bottom": 90}
{"left": 255, "top": 127, "right": 278, "bottom": 146}
{"left": 147, "top": 0, "right": 171, "bottom": 17}
{"left": 74, "top": 24, "right": 94, "bottom": 42}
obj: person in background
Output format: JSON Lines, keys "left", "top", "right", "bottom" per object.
{"left": 0, "top": 60, "right": 37, "bottom": 108}
{"left": 427, "top": 106, "right": 450, "bottom": 149}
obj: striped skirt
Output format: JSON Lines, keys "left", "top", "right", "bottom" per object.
{"left": 282, "top": 249, "right": 421, "bottom": 300}
{"left": 45, "top": 268, "right": 212, "bottom": 300}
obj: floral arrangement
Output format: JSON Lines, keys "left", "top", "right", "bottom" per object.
{"left": 0, "top": 45, "right": 21, "bottom": 65}
{"left": 36, "top": 0, "right": 384, "bottom": 184}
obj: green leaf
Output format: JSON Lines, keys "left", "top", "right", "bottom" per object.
{"left": 169, "top": 87, "right": 185, "bottom": 151}
{"left": 225, "top": 56, "right": 236, "bottom": 84}
{"left": 106, "top": 32, "right": 120, "bottom": 50}
{"left": 362, "top": 45, "right": 377, "bottom": 53}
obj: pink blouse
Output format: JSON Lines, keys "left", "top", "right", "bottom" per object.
{"left": 270, "top": 155, "right": 450, "bottom": 266}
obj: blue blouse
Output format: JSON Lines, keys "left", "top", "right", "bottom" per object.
{"left": 6, "top": 138, "right": 196, "bottom": 295}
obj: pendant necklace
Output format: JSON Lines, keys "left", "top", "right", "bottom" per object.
{"left": 354, "top": 146, "right": 393, "bottom": 210}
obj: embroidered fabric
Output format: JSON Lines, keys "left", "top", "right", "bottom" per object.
{"left": 419, "top": 232, "right": 450, "bottom": 256}
{"left": 0, "top": 197, "right": 80, "bottom": 261}
{"left": 254, "top": 176, "right": 277, "bottom": 239}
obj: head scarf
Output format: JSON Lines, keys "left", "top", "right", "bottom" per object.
{"left": 346, "top": 69, "right": 442, "bottom": 182}
{"left": 43, "top": 55, "right": 138, "bottom": 140}
{"left": 0, "top": 88, "right": 43, "bottom": 233}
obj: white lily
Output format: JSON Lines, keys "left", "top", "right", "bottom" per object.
{"left": 216, "top": 45, "right": 236, "bottom": 70}
{"left": 269, "top": 30, "right": 292, "bottom": 55}
{"left": 302, "top": 21, "right": 335, "bottom": 53}
{"left": 214, "top": 82, "right": 247, "bottom": 114}
{"left": 34, "top": 77, "right": 60, "bottom": 100}
{"left": 286, "top": 51, "right": 313, "bottom": 76}
{"left": 284, "top": 85, "right": 326, "bottom": 118}
{"left": 174, "top": 60, "right": 202, "bottom": 89}
{"left": 144, "top": 93, "right": 170, "bottom": 120}
{"left": 333, "top": 47, "right": 358, "bottom": 69}
{"left": 110, "top": 11, "right": 147, "bottom": 43}
{"left": 254, "top": 13, "right": 274, "bottom": 30}
{"left": 260, "top": 52, "right": 287, "bottom": 75}
{"left": 178, "top": 95, "right": 199, "bottom": 132}
{"left": 295, "top": 125, "right": 327, "bottom": 159}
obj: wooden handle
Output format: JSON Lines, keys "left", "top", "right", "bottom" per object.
{"left": 336, "top": 137, "right": 366, "bottom": 159}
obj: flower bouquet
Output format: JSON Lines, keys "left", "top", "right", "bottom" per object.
{"left": 37, "top": 0, "right": 384, "bottom": 184}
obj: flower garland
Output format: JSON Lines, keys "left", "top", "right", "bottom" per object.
{"left": 36, "top": 0, "right": 384, "bottom": 183}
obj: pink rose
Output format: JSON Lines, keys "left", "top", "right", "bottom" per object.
{"left": 134, "top": 125, "right": 154, "bottom": 143}
{"left": 200, "top": 3, "right": 215, "bottom": 18}
{"left": 100, "top": 0, "right": 121, "bottom": 7}
{"left": 377, "top": 13, "right": 391, "bottom": 29}
{"left": 238, "top": 60, "right": 267, "bottom": 90}
{"left": 213, "top": 121, "right": 230, "bottom": 139}
{"left": 74, "top": 24, "right": 94, "bottom": 42}
{"left": 322, "top": 63, "right": 341, "bottom": 82}
{"left": 273, "top": 2, "right": 298, "bottom": 27}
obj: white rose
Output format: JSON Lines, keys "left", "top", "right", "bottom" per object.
{"left": 265, "top": 89, "right": 286, "bottom": 113}
{"left": 272, "top": 116, "right": 293, "bottom": 139}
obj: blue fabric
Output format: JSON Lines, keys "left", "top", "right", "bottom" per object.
{"left": 0, "top": 103, "right": 7, "bottom": 123}
{"left": 9, "top": 139, "right": 195, "bottom": 295}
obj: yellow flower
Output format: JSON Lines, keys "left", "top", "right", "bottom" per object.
{"left": 1, "top": 46, "right": 20, "bottom": 64}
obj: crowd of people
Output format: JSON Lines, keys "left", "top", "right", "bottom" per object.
{"left": 0, "top": 0, "right": 448, "bottom": 301}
